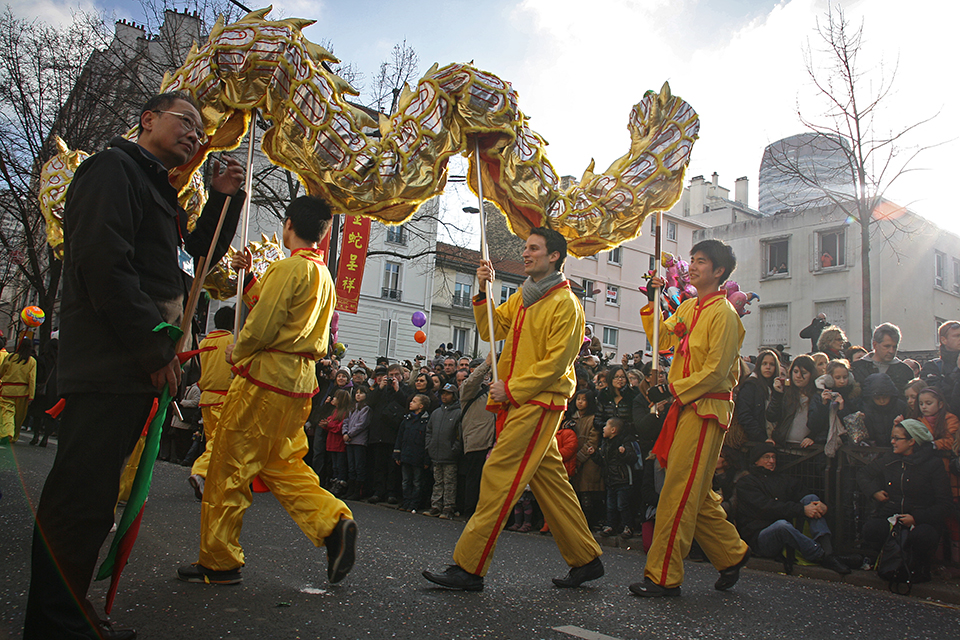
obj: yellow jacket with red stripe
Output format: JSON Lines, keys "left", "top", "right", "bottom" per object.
{"left": 641, "top": 290, "right": 744, "bottom": 427}
{"left": 231, "top": 248, "right": 335, "bottom": 398}
{"left": 0, "top": 355, "right": 36, "bottom": 400}
{"left": 198, "top": 329, "right": 234, "bottom": 406}
{"left": 474, "top": 280, "right": 582, "bottom": 411}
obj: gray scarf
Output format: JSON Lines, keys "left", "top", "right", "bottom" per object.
{"left": 521, "top": 271, "right": 566, "bottom": 307}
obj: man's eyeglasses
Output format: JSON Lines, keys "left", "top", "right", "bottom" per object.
{"left": 153, "top": 110, "right": 208, "bottom": 144}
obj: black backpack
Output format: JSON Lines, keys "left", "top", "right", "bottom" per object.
{"left": 875, "top": 521, "right": 914, "bottom": 595}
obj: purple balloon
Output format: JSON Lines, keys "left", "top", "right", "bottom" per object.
{"left": 412, "top": 311, "right": 427, "bottom": 328}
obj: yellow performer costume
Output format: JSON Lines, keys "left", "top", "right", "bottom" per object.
{"left": 640, "top": 290, "right": 749, "bottom": 588}
{"left": 198, "top": 248, "right": 352, "bottom": 571}
{"left": 452, "top": 281, "right": 602, "bottom": 576}
{"left": 191, "top": 328, "right": 234, "bottom": 478}
{"left": 0, "top": 354, "right": 36, "bottom": 442}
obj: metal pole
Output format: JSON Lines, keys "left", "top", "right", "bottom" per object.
{"left": 650, "top": 209, "right": 663, "bottom": 414}
{"left": 233, "top": 110, "right": 257, "bottom": 341}
{"left": 474, "top": 138, "right": 499, "bottom": 383}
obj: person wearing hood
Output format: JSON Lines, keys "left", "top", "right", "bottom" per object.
{"left": 850, "top": 323, "right": 915, "bottom": 395}
{"left": 861, "top": 373, "right": 909, "bottom": 445}
{"left": 857, "top": 419, "right": 952, "bottom": 582}
{"left": 735, "top": 442, "right": 853, "bottom": 575}
{"left": 424, "top": 383, "right": 462, "bottom": 519}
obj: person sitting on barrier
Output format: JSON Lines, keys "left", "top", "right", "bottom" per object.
{"left": 767, "top": 355, "right": 829, "bottom": 448}
{"left": 735, "top": 443, "right": 854, "bottom": 575}
{"left": 857, "top": 420, "right": 951, "bottom": 583}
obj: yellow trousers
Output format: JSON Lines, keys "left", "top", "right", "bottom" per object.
{"left": 644, "top": 408, "right": 748, "bottom": 588}
{"left": 453, "top": 403, "right": 601, "bottom": 576}
{"left": 198, "top": 377, "right": 352, "bottom": 570}
{"left": 0, "top": 396, "right": 29, "bottom": 441}
{"left": 190, "top": 404, "right": 223, "bottom": 478}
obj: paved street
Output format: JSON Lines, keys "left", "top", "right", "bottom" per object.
{"left": 2, "top": 435, "right": 958, "bottom": 640}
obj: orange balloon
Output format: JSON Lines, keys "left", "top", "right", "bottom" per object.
{"left": 414, "top": 330, "right": 427, "bottom": 344}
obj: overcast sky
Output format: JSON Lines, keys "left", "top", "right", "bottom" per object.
{"left": 12, "top": 0, "right": 958, "bottom": 234}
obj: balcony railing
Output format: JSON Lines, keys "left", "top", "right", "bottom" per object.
{"left": 452, "top": 293, "right": 472, "bottom": 308}
{"left": 381, "top": 288, "right": 402, "bottom": 301}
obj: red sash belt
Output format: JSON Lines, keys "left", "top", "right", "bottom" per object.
{"left": 652, "top": 392, "right": 733, "bottom": 468}
{"left": 265, "top": 348, "right": 317, "bottom": 361}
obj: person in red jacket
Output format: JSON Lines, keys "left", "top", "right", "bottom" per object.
{"left": 541, "top": 420, "right": 580, "bottom": 534}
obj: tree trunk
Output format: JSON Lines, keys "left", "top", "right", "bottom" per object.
{"left": 859, "top": 203, "right": 872, "bottom": 346}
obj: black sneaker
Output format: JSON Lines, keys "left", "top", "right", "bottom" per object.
{"left": 176, "top": 563, "right": 242, "bottom": 585}
{"left": 715, "top": 547, "right": 751, "bottom": 591}
{"left": 629, "top": 577, "right": 681, "bottom": 597}
{"left": 325, "top": 517, "right": 358, "bottom": 584}
{"left": 422, "top": 564, "right": 484, "bottom": 591}
{"left": 552, "top": 557, "right": 604, "bottom": 588}
{"left": 820, "top": 554, "right": 852, "bottom": 575}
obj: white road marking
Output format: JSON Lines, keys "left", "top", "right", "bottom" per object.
{"left": 552, "top": 625, "right": 624, "bottom": 640}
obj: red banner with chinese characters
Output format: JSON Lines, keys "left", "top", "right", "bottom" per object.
{"left": 334, "top": 214, "right": 371, "bottom": 314}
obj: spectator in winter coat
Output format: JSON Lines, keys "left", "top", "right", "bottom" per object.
{"left": 767, "top": 355, "right": 829, "bottom": 447}
{"left": 342, "top": 385, "right": 371, "bottom": 501}
{"left": 424, "top": 384, "right": 462, "bottom": 518}
{"left": 394, "top": 395, "right": 431, "bottom": 512}
{"left": 367, "top": 366, "right": 410, "bottom": 504}
{"left": 861, "top": 373, "right": 909, "bottom": 446}
{"left": 594, "top": 417, "right": 640, "bottom": 539}
{"left": 858, "top": 420, "right": 952, "bottom": 582}
{"left": 920, "top": 320, "right": 960, "bottom": 412}
{"left": 459, "top": 359, "right": 495, "bottom": 518}
{"left": 735, "top": 349, "right": 779, "bottom": 443}
{"left": 736, "top": 443, "right": 851, "bottom": 575}
{"left": 816, "top": 325, "right": 848, "bottom": 361}
{"left": 815, "top": 359, "right": 861, "bottom": 420}
{"left": 850, "top": 323, "right": 915, "bottom": 395}
{"left": 799, "top": 314, "right": 828, "bottom": 353}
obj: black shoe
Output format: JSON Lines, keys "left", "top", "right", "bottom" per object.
{"left": 325, "top": 517, "right": 358, "bottom": 584}
{"left": 553, "top": 557, "right": 604, "bottom": 588}
{"left": 38, "top": 437, "right": 48, "bottom": 447}
{"left": 97, "top": 620, "right": 137, "bottom": 639}
{"left": 715, "top": 547, "right": 751, "bottom": 591}
{"left": 386, "top": 495, "right": 399, "bottom": 504}
{"left": 365, "top": 494, "right": 381, "bottom": 504}
{"left": 835, "top": 553, "right": 864, "bottom": 570}
{"left": 29, "top": 436, "right": 38, "bottom": 445}
{"left": 422, "top": 564, "right": 484, "bottom": 591}
{"left": 176, "top": 563, "right": 243, "bottom": 585}
{"left": 820, "top": 554, "right": 852, "bottom": 575}
{"left": 629, "top": 578, "right": 681, "bottom": 597}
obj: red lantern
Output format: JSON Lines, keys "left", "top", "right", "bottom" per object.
{"left": 414, "top": 330, "right": 427, "bottom": 344}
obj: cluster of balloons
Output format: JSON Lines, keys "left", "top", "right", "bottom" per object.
{"left": 412, "top": 311, "right": 427, "bottom": 344}
{"left": 639, "top": 253, "right": 759, "bottom": 318}
{"left": 330, "top": 311, "right": 346, "bottom": 358}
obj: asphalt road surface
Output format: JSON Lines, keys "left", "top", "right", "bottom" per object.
{"left": 2, "top": 435, "right": 958, "bottom": 639}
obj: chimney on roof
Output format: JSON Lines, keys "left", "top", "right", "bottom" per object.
{"left": 711, "top": 171, "right": 719, "bottom": 186}
{"left": 735, "top": 176, "right": 748, "bottom": 206}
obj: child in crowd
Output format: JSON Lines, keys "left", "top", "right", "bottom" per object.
{"left": 424, "top": 383, "right": 462, "bottom": 519}
{"left": 903, "top": 379, "right": 928, "bottom": 419}
{"left": 540, "top": 419, "right": 580, "bottom": 534}
{"left": 811, "top": 352, "right": 828, "bottom": 376}
{"left": 508, "top": 487, "right": 536, "bottom": 532}
{"left": 816, "top": 359, "right": 861, "bottom": 419}
{"left": 342, "top": 385, "right": 371, "bottom": 501}
{"left": 861, "top": 373, "right": 908, "bottom": 445}
{"left": 394, "top": 394, "right": 431, "bottom": 512}
{"left": 595, "top": 417, "right": 640, "bottom": 539}
{"left": 570, "top": 390, "right": 604, "bottom": 530}
{"left": 323, "top": 389, "right": 352, "bottom": 495}
{"left": 917, "top": 387, "right": 959, "bottom": 452}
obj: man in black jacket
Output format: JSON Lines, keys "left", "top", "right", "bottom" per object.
{"left": 735, "top": 443, "right": 851, "bottom": 575}
{"left": 24, "top": 92, "right": 244, "bottom": 640}
{"left": 366, "top": 364, "right": 410, "bottom": 504}
{"left": 850, "top": 322, "right": 915, "bottom": 395}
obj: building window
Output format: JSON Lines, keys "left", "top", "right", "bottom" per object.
{"left": 378, "top": 318, "right": 398, "bottom": 358}
{"left": 602, "top": 327, "right": 619, "bottom": 347}
{"left": 935, "top": 251, "right": 946, "bottom": 288}
{"left": 649, "top": 217, "right": 656, "bottom": 233}
{"left": 500, "top": 283, "right": 518, "bottom": 304}
{"left": 453, "top": 281, "right": 473, "bottom": 307}
{"left": 382, "top": 261, "right": 402, "bottom": 300}
{"left": 762, "top": 238, "right": 790, "bottom": 277}
{"left": 581, "top": 279, "right": 595, "bottom": 301}
{"left": 606, "top": 284, "right": 619, "bottom": 306}
{"left": 608, "top": 247, "right": 622, "bottom": 265}
{"left": 760, "top": 305, "right": 789, "bottom": 346}
{"left": 954, "top": 259, "right": 960, "bottom": 294}
{"left": 817, "top": 228, "right": 845, "bottom": 269}
{"left": 815, "top": 301, "right": 847, "bottom": 333}
{"left": 452, "top": 327, "right": 469, "bottom": 354}
{"left": 648, "top": 255, "right": 656, "bottom": 272}
{"left": 386, "top": 224, "right": 406, "bottom": 245}
{"left": 666, "top": 221, "right": 678, "bottom": 241}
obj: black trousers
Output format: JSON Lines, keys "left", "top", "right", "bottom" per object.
{"left": 460, "top": 449, "right": 489, "bottom": 518}
{"left": 24, "top": 393, "right": 156, "bottom": 639}
{"left": 862, "top": 516, "right": 941, "bottom": 569}
{"left": 367, "top": 442, "right": 400, "bottom": 499}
